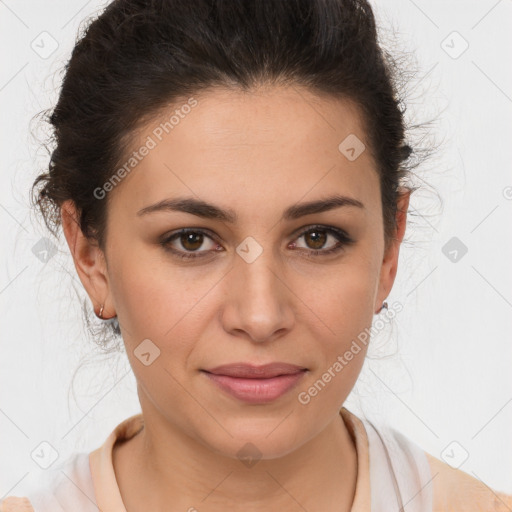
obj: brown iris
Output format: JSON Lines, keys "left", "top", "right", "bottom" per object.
{"left": 303, "top": 229, "right": 327, "bottom": 250}
{"left": 180, "top": 232, "right": 205, "bottom": 251}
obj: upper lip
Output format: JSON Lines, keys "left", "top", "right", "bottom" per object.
{"left": 203, "top": 363, "right": 307, "bottom": 379}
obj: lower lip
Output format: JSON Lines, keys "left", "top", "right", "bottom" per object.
{"left": 202, "top": 370, "right": 307, "bottom": 404}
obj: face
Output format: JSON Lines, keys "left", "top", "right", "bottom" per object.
{"left": 62, "top": 85, "right": 408, "bottom": 460}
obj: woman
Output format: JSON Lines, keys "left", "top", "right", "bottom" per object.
{"left": 2, "top": 0, "right": 511, "bottom": 510}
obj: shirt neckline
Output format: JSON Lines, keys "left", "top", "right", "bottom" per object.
{"left": 89, "top": 407, "right": 370, "bottom": 511}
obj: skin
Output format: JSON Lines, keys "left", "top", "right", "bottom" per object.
{"left": 61, "top": 84, "right": 410, "bottom": 512}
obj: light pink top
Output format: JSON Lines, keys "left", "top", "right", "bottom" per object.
{"left": 2, "top": 407, "right": 511, "bottom": 511}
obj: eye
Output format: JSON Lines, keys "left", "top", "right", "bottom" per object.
{"left": 160, "top": 228, "right": 220, "bottom": 260}
{"left": 160, "top": 225, "right": 355, "bottom": 260}
{"left": 290, "top": 225, "right": 354, "bottom": 258}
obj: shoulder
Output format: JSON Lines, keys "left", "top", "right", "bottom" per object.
{"left": 425, "top": 451, "right": 512, "bottom": 512}
{"left": 363, "top": 418, "right": 512, "bottom": 512}
{"left": 1, "top": 451, "right": 94, "bottom": 512}
{"left": 0, "top": 497, "right": 34, "bottom": 512}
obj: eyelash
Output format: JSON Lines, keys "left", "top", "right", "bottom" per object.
{"left": 160, "top": 225, "right": 355, "bottom": 261}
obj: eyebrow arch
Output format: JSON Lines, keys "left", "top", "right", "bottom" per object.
{"left": 136, "top": 194, "right": 365, "bottom": 223}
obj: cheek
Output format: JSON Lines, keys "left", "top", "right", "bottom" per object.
{"left": 106, "top": 246, "right": 224, "bottom": 387}
{"left": 299, "top": 250, "right": 378, "bottom": 383}
{"left": 108, "top": 260, "right": 168, "bottom": 339}
{"left": 306, "top": 251, "right": 379, "bottom": 337}
{"left": 107, "top": 239, "right": 206, "bottom": 336}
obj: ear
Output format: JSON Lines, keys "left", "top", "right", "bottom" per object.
{"left": 374, "top": 188, "right": 411, "bottom": 313}
{"left": 61, "top": 200, "right": 115, "bottom": 319}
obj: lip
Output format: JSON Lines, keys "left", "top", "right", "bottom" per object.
{"left": 204, "top": 362, "right": 307, "bottom": 378}
{"left": 201, "top": 363, "right": 308, "bottom": 404}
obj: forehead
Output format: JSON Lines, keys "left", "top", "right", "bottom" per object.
{"left": 110, "top": 85, "right": 379, "bottom": 219}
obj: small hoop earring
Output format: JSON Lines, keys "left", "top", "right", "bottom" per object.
{"left": 377, "top": 301, "right": 388, "bottom": 314}
{"left": 96, "top": 303, "right": 118, "bottom": 327}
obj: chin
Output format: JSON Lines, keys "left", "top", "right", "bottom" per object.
{"left": 193, "top": 415, "right": 313, "bottom": 462}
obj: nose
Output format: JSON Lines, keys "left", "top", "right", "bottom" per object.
{"left": 220, "top": 247, "right": 295, "bottom": 344}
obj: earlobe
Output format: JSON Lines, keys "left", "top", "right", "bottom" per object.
{"left": 60, "top": 200, "right": 114, "bottom": 318}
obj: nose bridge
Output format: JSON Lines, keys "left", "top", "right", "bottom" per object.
{"left": 235, "top": 235, "right": 282, "bottom": 304}
{"left": 222, "top": 235, "right": 293, "bottom": 341}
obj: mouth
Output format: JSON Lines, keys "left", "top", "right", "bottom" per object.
{"left": 200, "top": 363, "right": 308, "bottom": 404}
{"left": 203, "top": 362, "right": 307, "bottom": 379}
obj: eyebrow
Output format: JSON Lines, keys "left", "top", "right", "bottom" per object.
{"left": 136, "top": 194, "right": 364, "bottom": 222}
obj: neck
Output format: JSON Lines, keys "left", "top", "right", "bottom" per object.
{"left": 113, "top": 404, "right": 358, "bottom": 512}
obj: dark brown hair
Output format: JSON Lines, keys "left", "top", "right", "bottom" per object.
{"left": 31, "top": 0, "right": 426, "bottom": 342}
